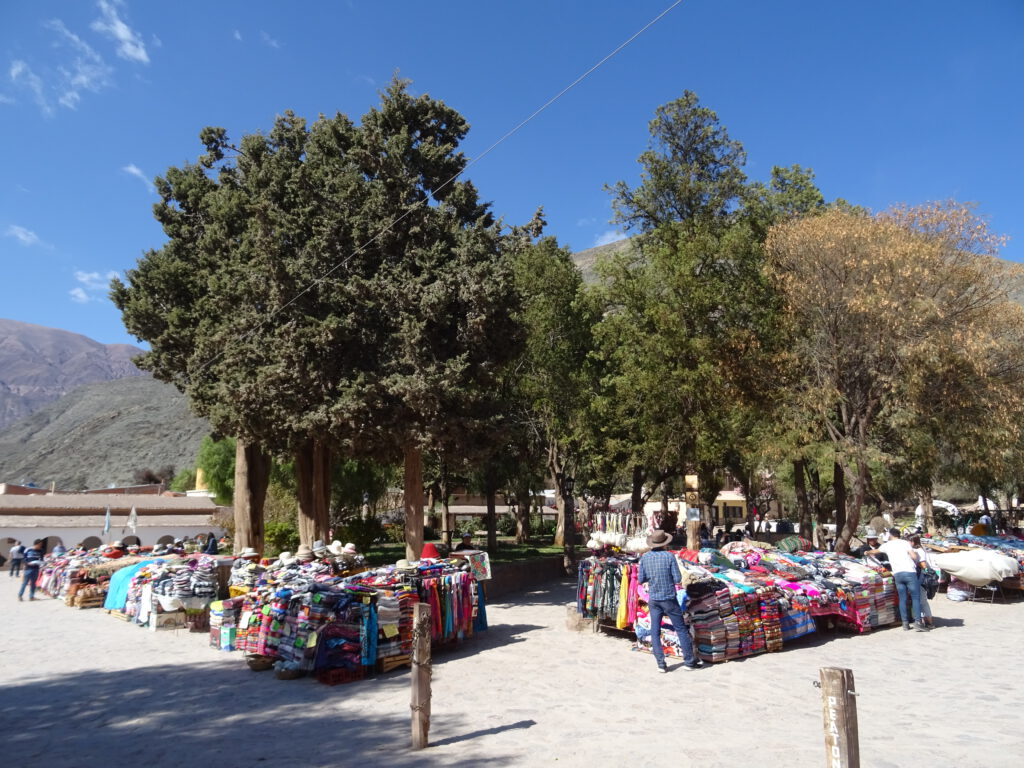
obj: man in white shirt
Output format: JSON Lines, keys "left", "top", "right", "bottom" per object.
{"left": 869, "top": 528, "right": 928, "bottom": 632}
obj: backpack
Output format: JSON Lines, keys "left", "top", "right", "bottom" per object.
{"left": 920, "top": 569, "right": 939, "bottom": 600}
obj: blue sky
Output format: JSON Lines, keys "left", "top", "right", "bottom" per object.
{"left": 1, "top": 0, "right": 1022, "bottom": 346}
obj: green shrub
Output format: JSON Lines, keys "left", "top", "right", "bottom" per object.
{"left": 336, "top": 515, "right": 384, "bottom": 554}
{"left": 496, "top": 514, "right": 517, "bottom": 536}
{"left": 265, "top": 519, "right": 300, "bottom": 557}
{"left": 529, "top": 514, "right": 556, "bottom": 538}
{"left": 383, "top": 523, "right": 406, "bottom": 544}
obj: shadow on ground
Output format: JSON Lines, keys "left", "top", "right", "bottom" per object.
{"left": 0, "top": 658, "right": 521, "bottom": 768}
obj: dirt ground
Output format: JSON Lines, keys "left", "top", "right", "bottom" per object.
{"left": 2, "top": 571, "right": 1022, "bottom": 767}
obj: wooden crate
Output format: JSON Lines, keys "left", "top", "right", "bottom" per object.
{"left": 378, "top": 654, "right": 411, "bottom": 673}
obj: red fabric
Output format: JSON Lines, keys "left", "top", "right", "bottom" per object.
{"left": 675, "top": 548, "right": 701, "bottom": 563}
{"left": 420, "top": 543, "right": 440, "bottom": 559}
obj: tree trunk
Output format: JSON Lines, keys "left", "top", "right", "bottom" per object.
{"left": 810, "top": 464, "right": 825, "bottom": 544}
{"left": 513, "top": 482, "right": 531, "bottom": 544}
{"left": 630, "top": 465, "right": 645, "bottom": 515}
{"left": 404, "top": 443, "right": 425, "bottom": 560}
{"left": 554, "top": 489, "right": 566, "bottom": 547}
{"left": 562, "top": 477, "right": 576, "bottom": 574}
{"left": 831, "top": 459, "right": 846, "bottom": 550}
{"left": 313, "top": 440, "right": 331, "bottom": 543}
{"left": 794, "top": 458, "right": 811, "bottom": 538}
{"left": 439, "top": 461, "right": 451, "bottom": 548}
{"left": 919, "top": 487, "right": 935, "bottom": 535}
{"left": 295, "top": 439, "right": 317, "bottom": 547}
{"left": 836, "top": 459, "right": 866, "bottom": 554}
{"left": 233, "top": 438, "right": 270, "bottom": 555}
{"left": 485, "top": 476, "right": 498, "bottom": 554}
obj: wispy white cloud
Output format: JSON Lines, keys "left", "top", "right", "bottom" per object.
{"left": 46, "top": 20, "right": 114, "bottom": 109}
{"left": 576, "top": 217, "right": 597, "bottom": 227}
{"left": 71, "top": 269, "right": 120, "bottom": 303}
{"left": 261, "top": 31, "right": 281, "bottom": 49}
{"left": 122, "top": 163, "right": 154, "bottom": 193}
{"left": 74, "top": 270, "right": 120, "bottom": 290}
{"left": 0, "top": 93, "right": 13, "bottom": 105}
{"left": 91, "top": 0, "right": 149, "bottom": 64}
{"left": 10, "top": 59, "right": 51, "bottom": 115}
{"left": 355, "top": 73, "right": 376, "bottom": 87}
{"left": 593, "top": 230, "right": 625, "bottom": 247}
{"left": 233, "top": 29, "right": 242, "bottom": 42}
{"left": 5, "top": 224, "right": 42, "bottom": 247}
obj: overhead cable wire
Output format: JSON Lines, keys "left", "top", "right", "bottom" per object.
{"left": 187, "top": 0, "right": 684, "bottom": 379}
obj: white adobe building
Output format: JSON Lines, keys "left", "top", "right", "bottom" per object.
{"left": 0, "top": 492, "right": 227, "bottom": 556}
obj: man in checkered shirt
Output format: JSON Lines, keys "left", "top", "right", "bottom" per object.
{"left": 639, "top": 529, "right": 702, "bottom": 673}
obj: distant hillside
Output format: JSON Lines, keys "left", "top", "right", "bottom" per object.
{"left": 0, "top": 377, "right": 209, "bottom": 490}
{"left": 0, "top": 318, "right": 145, "bottom": 431}
{"left": 571, "top": 237, "right": 633, "bottom": 283}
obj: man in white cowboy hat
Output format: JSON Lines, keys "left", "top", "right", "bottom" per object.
{"left": 638, "top": 529, "right": 702, "bottom": 673}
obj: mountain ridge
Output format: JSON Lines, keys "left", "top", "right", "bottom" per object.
{"left": 0, "top": 318, "right": 146, "bottom": 431}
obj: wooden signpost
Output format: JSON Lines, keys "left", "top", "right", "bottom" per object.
{"left": 819, "top": 666, "right": 860, "bottom": 768}
{"left": 411, "top": 602, "right": 432, "bottom": 749}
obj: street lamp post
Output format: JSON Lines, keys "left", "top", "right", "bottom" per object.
{"left": 562, "top": 474, "right": 576, "bottom": 573}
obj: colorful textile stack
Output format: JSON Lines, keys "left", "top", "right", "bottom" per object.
{"left": 690, "top": 590, "right": 729, "bottom": 663}
{"left": 209, "top": 597, "right": 243, "bottom": 650}
{"left": 759, "top": 596, "right": 784, "bottom": 652}
{"left": 779, "top": 595, "right": 816, "bottom": 641}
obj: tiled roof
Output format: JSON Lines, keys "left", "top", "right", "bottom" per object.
{"left": 0, "top": 494, "right": 221, "bottom": 515}
{"left": 0, "top": 514, "right": 218, "bottom": 528}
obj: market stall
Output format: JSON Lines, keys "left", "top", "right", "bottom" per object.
{"left": 577, "top": 541, "right": 898, "bottom": 664}
{"left": 211, "top": 554, "right": 489, "bottom": 684}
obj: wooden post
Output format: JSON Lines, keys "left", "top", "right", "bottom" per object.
{"left": 411, "top": 602, "right": 432, "bottom": 749}
{"left": 819, "top": 666, "right": 860, "bottom": 768}
{"left": 686, "top": 519, "right": 701, "bottom": 551}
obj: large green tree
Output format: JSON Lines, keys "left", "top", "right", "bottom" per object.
{"left": 594, "top": 91, "right": 793, "bottom": 527}
{"left": 114, "top": 78, "right": 524, "bottom": 558}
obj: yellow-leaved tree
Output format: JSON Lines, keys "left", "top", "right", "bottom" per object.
{"left": 766, "top": 201, "right": 1024, "bottom": 550}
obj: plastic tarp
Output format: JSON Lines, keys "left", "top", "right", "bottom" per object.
{"left": 933, "top": 549, "right": 1019, "bottom": 587}
{"left": 103, "top": 559, "right": 156, "bottom": 610}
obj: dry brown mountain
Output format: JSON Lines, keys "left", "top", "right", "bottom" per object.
{"left": 0, "top": 318, "right": 145, "bottom": 431}
{"left": 0, "top": 376, "right": 209, "bottom": 490}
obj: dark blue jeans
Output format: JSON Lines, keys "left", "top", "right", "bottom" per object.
{"left": 894, "top": 571, "right": 921, "bottom": 624}
{"left": 9, "top": 559, "right": 22, "bottom": 577}
{"left": 648, "top": 598, "right": 696, "bottom": 666}
{"left": 18, "top": 567, "right": 38, "bottom": 599}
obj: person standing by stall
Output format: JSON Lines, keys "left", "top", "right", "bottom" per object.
{"left": 17, "top": 539, "right": 44, "bottom": 601}
{"left": 911, "top": 535, "right": 939, "bottom": 628}
{"left": 9, "top": 541, "right": 24, "bottom": 577}
{"left": 869, "top": 528, "right": 926, "bottom": 632}
{"left": 638, "top": 530, "right": 701, "bottom": 673}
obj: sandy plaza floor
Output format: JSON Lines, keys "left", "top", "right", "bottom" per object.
{"left": 1, "top": 569, "right": 1022, "bottom": 768}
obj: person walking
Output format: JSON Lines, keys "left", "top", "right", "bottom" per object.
{"left": 9, "top": 541, "right": 25, "bottom": 577}
{"left": 869, "top": 528, "right": 927, "bottom": 631}
{"left": 638, "top": 529, "right": 702, "bottom": 673}
{"left": 17, "top": 539, "right": 44, "bottom": 601}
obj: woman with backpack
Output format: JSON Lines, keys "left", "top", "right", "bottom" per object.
{"left": 911, "top": 535, "right": 939, "bottom": 629}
